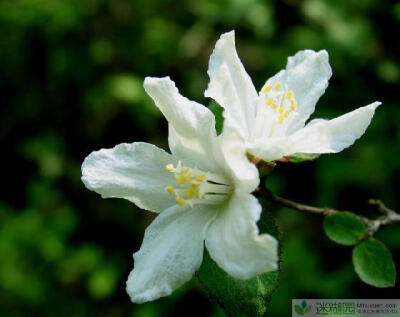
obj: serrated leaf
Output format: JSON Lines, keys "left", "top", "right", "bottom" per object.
{"left": 208, "top": 101, "right": 224, "bottom": 135}
{"left": 288, "top": 153, "right": 320, "bottom": 163}
{"left": 196, "top": 206, "right": 280, "bottom": 317}
{"left": 324, "top": 212, "right": 367, "bottom": 245}
{"left": 352, "top": 237, "right": 396, "bottom": 287}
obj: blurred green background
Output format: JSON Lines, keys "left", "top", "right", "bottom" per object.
{"left": 1, "top": 0, "right": 399, "bottom": 316}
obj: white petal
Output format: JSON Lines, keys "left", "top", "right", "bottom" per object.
{"left": 250, "top": 102, "right": 381, "bottom": 161}
{"left": 205, "top": 190, "right": 278, "bottom": 280}
{"left": 81, "top": 142, "right": 177, "bottom": 213}
{"left": 126, "top": 204, "right": 216, "bottom": 303}
{"left": 214, "top": 126, "right": 259, "bottom": 193}
{"left": 205, "top": 31, "right": 258, "bottom": 139}
{"left": 255, "top": 50, "right": 332, "bottom": 138}
{"left": 287, "top": 102, "right": 381, "bottom": 154}
{"left": 144, "top": 76, "right": 220, "bottom": 173}
{"left": 284, "top": 50, "right": 332, "bottom": 133}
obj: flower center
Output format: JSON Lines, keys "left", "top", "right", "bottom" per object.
{"left": 164, "top": 162, "right": 230, "bottom": 207}
{"left": 262, "top": 81, "right": 298, "bottom": 125}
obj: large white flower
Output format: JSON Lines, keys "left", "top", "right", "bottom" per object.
{"left": 205, "top": 31, "right": 381, "bottom": 162}
{"left": 81, "top": 77, "right": 278, "bottom": 303}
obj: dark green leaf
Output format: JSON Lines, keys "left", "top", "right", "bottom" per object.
{"left": 288, "top": 153, "right": 320, "bottom": 163}
{"left": 196, "top": 206, "right": 280, "bottom": 317}
{"left": 208, "top": 101, "right": 224, "bottom": 135}
{"left": 352, "top": 237, "right": 396, "bottom": 287}
{"left": 301, "top": 300, "right": 307, "bottom": 308}
{"left": 294, "top": 305, "right": 304, "bottom": 315}
{"left": 324, "top": 212, "right": 367, "bottom": 245}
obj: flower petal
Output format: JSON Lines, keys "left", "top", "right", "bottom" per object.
{"left": 283, "top": 50, "right": 332, "bottom": 133}
{"left": 287, "top": 101, "right": 381, "bottom": 154}
{"left": 214, "top": 126, "right": 259, "bottom": 192}
{"left": 250, "top": 102, "right": 381, "bottom": 161}
{"left": 126, "top": 204, "right": 216, "bottom": 303}
{"left": 256, "top": 50, "right": 332, "bottom": 138}
{"left": 205, "top": 31, "right": 258, "bottom": 139}
{"left": 144, "top": 76, "right": 219, "bottom": 173}
{"left": 205, "top": 190, "right": 278, "bottom": 280}
{"left": 81, "top": 142, "right": 177, "bottom": 213}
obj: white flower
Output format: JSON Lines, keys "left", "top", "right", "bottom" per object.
{"left": 205, "top": 31, "right": 381, "bottom": 162}
{"left": 81, "top": 77, "right": 278, "bottom": 303}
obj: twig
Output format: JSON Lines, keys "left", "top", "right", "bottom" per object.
{"left": 257, "top": 187, "right": 400, "bottom": 235}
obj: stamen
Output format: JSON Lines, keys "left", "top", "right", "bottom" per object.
{"left": 176, "top": 196, "right": 186, "bottom": 206}
{"left": 164, "top": 162, "right": 230, "bottom": 208}
{"left": 274, "top": 82, "right": 281, "bottom": 90}
{"left": 165, "top": 186, "right": 175, "bottom": 194}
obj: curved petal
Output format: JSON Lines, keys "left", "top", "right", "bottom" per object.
{"left": 81, "top": 142, "right": 177, "bottom": 213}
{"left": 126, "top": 204, "right": 216, "bottom": 303}
{"left": 255, "top": 50, "right": 332, "bottom": 138}
{"left": 284, "top": 49, "right": 332, "bottom": 133}
{"left": 144, "top": 76, "right": 219, "bottom": 173}
{"left": 250, "top": 102, "right": 381, "bottom": 161}
{"left": 205, "top": 31, "right": 258, "bottom": 139}
{"left": 214, "top": 126, "right": 259, "bottom": 193}
{"left": 205, "top": 190, "right": 278, "bottom": 280}
{"left": 287, "top": 101, "right": 381, "bottom": 154}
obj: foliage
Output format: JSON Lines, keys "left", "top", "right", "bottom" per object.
{"left": 324, "top": 212, "right": 367, "bottom": 246}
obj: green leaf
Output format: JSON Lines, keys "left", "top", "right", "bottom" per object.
{"left": 288, "top": 153, "right": 320, "bottom": 163}
{"left": 323, "top": 212, "right": 367, "bottom": 245}
{"left": 294, "top": 305, "right": 304, "bottom": 315}
{"left": 301, "top": 300, "right": 307, "bottom": 309}
{"left": 208, "top": 101, "right": 224, "bottom": 135}
{"left": 352, "top": 237, "right": 396, "bottom": 287}
{"left": 196, "top": 206, "right": 280, "bottom": 317}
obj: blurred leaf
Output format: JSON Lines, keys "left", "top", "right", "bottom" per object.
{"left": 352, "top": 238, "right": 396, "bottom": 287}
{"left": 324, "top": 212, "right": 367, "bottom": 246}
{"left": 196, "top": 207, "right": 280, "bottom": 317}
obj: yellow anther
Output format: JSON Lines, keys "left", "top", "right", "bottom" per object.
{"left": 290, "top": 100, "right": 297, "bottom": 110}
{"left": 176, "top": 196, "right": 186, "bottom": 206}
{"left": 278, "top": 116, "right": 284, "bottom": 124}
{"left": 286, "top": 91, "right": 294, "bottom": 99}
{"left": 263, "top": 85, "right": 273, "bottom": 93}
{"left": 195, "top": 174, "right": 206, "bottom": 181}
{"left": 176, "top": 174, "right": 190, "bottom": 185}
{"left": 165, "top": 164, "right": 175, "bottom": 172}
{"left": 165, "top": 186, "right": 175, "bottom": 194}
{"left": 191, "top": 180, "right": 201, "bottom": 187}
{"left": 283, "top": 110, "right": 289, "bottom": 118}
{"left": 274, "top": 82, "right": 281, "bottom": 90}
{"left": 185, "top": 188, "right": 195, "bottom": 199}
{"left": 265, "top": 98, "right": 274, "bottom": 106}
{"left": 278, "top": 107, "right": 285, "bottom": 114}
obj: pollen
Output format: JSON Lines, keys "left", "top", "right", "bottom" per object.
{"left": 263, "top": 85, "right": 273, "bottom": 93}
{"left": 261, "top": 81, "right": 298, "bottom": 126}
{"left": 195, "top": 174, "right": 206, "bottom": 181}
{"left": 165, "top": 186, "right": 175, "bottom": 194}
{"left": 175, "top": 196, "right": 186, "bottom": 206}
{"left": 286, "top": 91, "right": 294, "bottom": 99}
